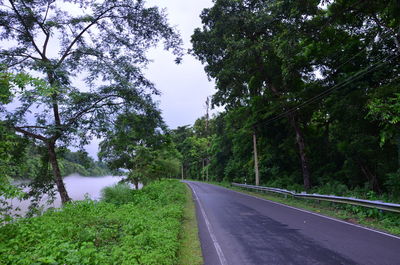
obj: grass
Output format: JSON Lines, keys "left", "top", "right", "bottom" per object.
{"left": 177, "top": 185, "right": 203, "bottom": 265}
{"left": 204, "top": 181, "right": 400, "bottom": 236}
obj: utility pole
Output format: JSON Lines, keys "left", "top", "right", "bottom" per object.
{"left": 205, "top": 97, "right": 210, "bottom": 182}
{"left": 253, "top": 130, "right": 260, "bottom": 186}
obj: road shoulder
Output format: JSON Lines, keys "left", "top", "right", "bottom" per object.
{"left": 177, "top": 184, "right": 203, "bottom": 265}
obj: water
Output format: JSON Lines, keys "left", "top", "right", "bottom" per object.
{"left": 6, "top": 174, "right": 141, "bottom": 217}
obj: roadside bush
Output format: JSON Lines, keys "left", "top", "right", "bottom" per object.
{"left": 0, "top": 179, "right": 186, "bottom": 265}
{"left": 101, "top": 183, "right": 134, "bottom": 205}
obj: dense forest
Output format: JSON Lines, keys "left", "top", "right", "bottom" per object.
{"left": 174, "top": 0, "right": 400, "bottom": 200}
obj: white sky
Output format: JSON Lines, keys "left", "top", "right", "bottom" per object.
{"left": 145, "top": 0, "right": 218, "bottom": 128}
{"left": 85, "top": 0, "right": 221, "bottom": 158}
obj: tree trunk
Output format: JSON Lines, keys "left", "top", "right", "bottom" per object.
{"left": 133, "top": 178, "right": 139, "bottom": 190}
{"left": 253, "top": 131, "right": 260, "bottom": 186}
{"left": 289, "top": 113, "right": 311, "bottom": 190}
{"left": 359, "top": 162, "right": 381, "bottom": 193}
{"left": 47, "top": 142, "right": 71, "bottom": 204}
{"left": 202, "top": 159, "right": 205, "bottom": 181}
{"left": 206, "top": 159, "right": 209, "bottom": 182}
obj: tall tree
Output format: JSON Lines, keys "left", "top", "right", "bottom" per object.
{"left": 191, "top": 0, "right": 320, "bottom": 189}
{"left": 0, "top": 0, "right": 182, "bottom": 203}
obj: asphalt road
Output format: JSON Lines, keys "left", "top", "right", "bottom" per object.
{"left": 185, "top": 181, "right": 400, "bottom": 265}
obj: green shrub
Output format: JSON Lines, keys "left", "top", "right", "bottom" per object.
{"left": 101, "top": 183, "right": 134, "bottom": 205}
{"left": 0, "top": 179, "right": 186, "bottom": 265}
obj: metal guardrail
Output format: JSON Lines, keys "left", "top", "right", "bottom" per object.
{"left": 232, "top": 183, "right": 400, "bottom": 213}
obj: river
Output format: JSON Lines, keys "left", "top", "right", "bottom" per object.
{"left": 6, "top": 174, "right": 141, "bottom": 217}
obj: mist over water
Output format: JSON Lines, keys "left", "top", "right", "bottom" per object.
{"left": 7, "top": 174, "right": 140, "bottom": 217}
{"left": 63, "top": 174, "right": 124, "bottom": 201}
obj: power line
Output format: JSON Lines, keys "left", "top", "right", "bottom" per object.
{"left": 256, "top": 6, "right": 399, "bottom": 126}
{"left": 259, "top": 53, "right": 399, "bottom": 126}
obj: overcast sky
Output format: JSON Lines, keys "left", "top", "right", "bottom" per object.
{"left": 85, "top": 0, "right": 220, "bottom": 158}
{"left": 145, "top": 0, "right": 218, "bottom": 128}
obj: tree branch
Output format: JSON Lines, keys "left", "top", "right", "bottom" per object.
{"left": 65, "top": 94, "right": 119, "bottom": 126}
{"left": 16, "top": 125, "right": 48, "bottom": 129}
{"left": 20, "top": 0, "right": 52, "bottom": 56}
{"left": 42, "top": 1, "right": 51, "bottom": 24}
{"left": 56, "top": 6, "right": 121, "bottom": 67}
{"left": 8, "top": 57, "right": 29, "bottom": 68}
{"left": 0, "top": 52, "right": 41, "bottom": 61}
{"left": 8, "top": 0, "right": 44, "bottom": 59}
{"left": 14, "top": 126, "right": 47, "bottom": 141}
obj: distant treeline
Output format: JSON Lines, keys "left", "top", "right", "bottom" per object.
{"left": 3, "top": 132, "right": 113, "bottom": 180}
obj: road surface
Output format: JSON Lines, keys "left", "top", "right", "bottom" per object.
{"left": 185, "top": 181, "right": 400, "bottom": 265}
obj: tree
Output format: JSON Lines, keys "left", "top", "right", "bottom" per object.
{"left": 368, "top": 93, "right": 400, "bottom": 169}
{"left": 191, "top": 0, "right": 399, "bottom": 192}
{"left": 0, "top": 0, "right": 182, "bottom": 203}
{"left": 99, "top": 110, "right": 181, "bottom": 188}
{"left": 191, "top": 0, "right": 319, "bottom": 189}
{"left": 0, "top": 124, "right": 26, "bottom": 222}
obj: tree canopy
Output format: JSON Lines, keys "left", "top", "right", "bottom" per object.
{"left": 186, "top": 0, "right": 400, "bottom": 198}
{"left": 0, "top": 0, "right": 182, "bottom": 203}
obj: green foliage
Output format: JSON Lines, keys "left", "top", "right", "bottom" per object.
{"left": 171, "top": 122, "right": 211, "bottom": 181}
{"left": 185, "top": 0, "right": 400, "bottom": 199}
{"left": 0, "top": 180, "right": 186, "bottom": 265}
{"left": 99, "top": 112, "right": 181, "bottom": 188}
{"left": 59, "top": 149, "right": 113, "bottom": 177}
{"left": 2, "top": 138, "right": 113, "bottom": 180}
{"left": 1, "top": 0, "right": 182, "bottom": 202}
{"left": 101, "top": 183, "right": 134, "bottom": 205}
{"left": 0, "top": 125, "right": 27, "bottom": 221}
{"left": 177, "top": 186, "right": 203, "bottom": 265}
{"left": 384, "top": 171, "right": 400, "bottom": 198}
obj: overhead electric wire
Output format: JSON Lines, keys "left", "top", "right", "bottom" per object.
{"left": 260, "top": 52, "right": 399, "bottom": 126}
{"left": 253, "top": 4, "right": 399, "bottom": 127}
{"left": 255, "top": 16, "right": 400, "bottom": 126}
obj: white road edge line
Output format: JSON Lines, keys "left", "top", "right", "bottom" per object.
{"left": 188, "top": 183, "right": 228, "bottom": 265}
{"left": 223, "top": 185, "right": 400, "bottom": 241}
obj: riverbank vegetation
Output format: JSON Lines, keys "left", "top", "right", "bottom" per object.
{"left": 98, "top": 112, "right": 182, "bottom": 190}
{"left": 3, "top": 137, "right": 113, "bottom": 180}
{"left": 0, "top": 0, "right": 183, "bottom": 204}
{"left": 0, "top": 180, "right": 190, "bottom": 265}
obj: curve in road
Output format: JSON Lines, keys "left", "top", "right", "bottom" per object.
{"left": 185, "top": 181, "right": 400, "bottom": 265}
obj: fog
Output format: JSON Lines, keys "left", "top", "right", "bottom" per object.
{"left": 6, "top": 174, "right": 140, "bottom": 217}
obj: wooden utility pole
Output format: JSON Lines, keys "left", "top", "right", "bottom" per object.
{"left": 253, "top": 131, "right": 260, "bottom": 186}
{"left": 205, "top": 97, "right": 210, "bottom": 181}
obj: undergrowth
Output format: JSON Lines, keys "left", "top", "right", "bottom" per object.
{"left": 0, "top": 180, "right": 186, "bottom": 265}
